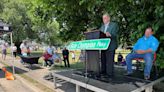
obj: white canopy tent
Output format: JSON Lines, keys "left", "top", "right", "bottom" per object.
{"left": 0, "top": 21, "right": 15, "bottom": 75}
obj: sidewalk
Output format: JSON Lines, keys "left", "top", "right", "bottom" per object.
{"left": 0, "top": 64, "right": 37, "bottom": 92}
{"left": 0, "top": 55, "right": 55, "bottom": 91}
{"left": 0, "top": 54, "right": 81, "bottom": 92}
{"left": 0, "top": 86, "right": 4, "bottom": 92}
{"left": 0, "top": 85, "right": 5, "bottom": 92}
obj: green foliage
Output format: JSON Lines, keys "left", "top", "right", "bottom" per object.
{"left": 0, "top": 0, "right": 37, "bottom": 42}
{"left": 0, "top": 0, "right": 62, "bottom": 46}
{"left": 37, "top": 0, "right": 164, "bottom": 45}
{"left": 39, "top": 0, "right": 104, "bottom": 42}
{"left": 39, "top": 0, "right": 164, "bottom": 68}
{"left": 1, "top": 0, "right": 163, "bottom": 45}
{"left": 156, "top": 49, "right": 164, "bottom": 69}
{"left": 0, "top": 0, "right": 164, "bottom": 66}
{"left": 0, "top": 0, "right": 5, "bottom": 13}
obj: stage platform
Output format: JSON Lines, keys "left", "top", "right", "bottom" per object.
{"left": 53, "top": 68, "right": 155, "bottom": 92}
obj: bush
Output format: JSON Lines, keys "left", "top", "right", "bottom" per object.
{"left": 156, "top": 49, "right": 164, "bottom": 69}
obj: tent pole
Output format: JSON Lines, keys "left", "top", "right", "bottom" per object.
{"left": 10, "top": 32, "right": 15, "bottom": 75}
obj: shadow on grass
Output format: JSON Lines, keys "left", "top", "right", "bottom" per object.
{"left": 0, "top": 69, "right": 5, "bottom": 78}
{"left": 154, "top": 80, "right": 164, "bottom": 92}
{"left": 23, "top": 64, "right": 44, "bottom": 70}
{"left": 1, "top": 65, "right": 28, "bottom": 74}
{"left": 50, "top": 61, "right": 85, "bottom": 70}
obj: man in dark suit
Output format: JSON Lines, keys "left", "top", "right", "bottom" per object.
{"left": 99, "top": 13, "right": 119, "bottom": 77}
{"left": 62, "top": 47, "right": 70, "bottom": 67}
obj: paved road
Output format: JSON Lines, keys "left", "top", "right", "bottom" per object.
{"left": 0, "top": 85, "right": 5, "bottom": 92}
{"left": 0, "top": 69, "right": 5, "bottom": 92}
{"left": 0, "top": 54, "right": 91, "bottom": 92}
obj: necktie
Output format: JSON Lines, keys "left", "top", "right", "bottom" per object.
{"left": 104, "top": 24, "right": 108, "bottom": 33}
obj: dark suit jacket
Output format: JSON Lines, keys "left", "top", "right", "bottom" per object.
{"left": 100, "top": 22, "right": 119, "bottom": 51}
{"left": 62, "top": 49, "right": 69, "bottom": 58}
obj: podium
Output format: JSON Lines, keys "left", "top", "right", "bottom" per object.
{"left": 84, "top": 30, "right": 106, "bottom": 74}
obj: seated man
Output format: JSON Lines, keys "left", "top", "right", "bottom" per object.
{"left": 125, "top": 27, "right": 159, "bottom": 80}
{"left": 52, "top": 52, "right": 61, "bottom": 63}
{"left": 42, "top": 51, "right": 53, "bottom": 67}
{"left": 51, "top": 52, "right": 62, "bottom": 66}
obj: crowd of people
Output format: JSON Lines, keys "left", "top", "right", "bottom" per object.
{"left": 0, "top": 40, "right": 77, "bottom": 68}
{"left": 42, "top": 47, "right": 75, "bottom": 68}
{"left": 1, "top": 42, "right": 18, "bottom": 60}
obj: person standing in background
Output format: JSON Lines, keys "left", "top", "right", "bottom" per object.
{"left": 47, "top": 45, "right": 54, "bottom": 55}
{"left": 62, "top": 47, "right": 70, "bottom": 67}
{"left": 19, "top": 41, "right": 28, "bottom": 64}
{"left": 71, "top": 51, "right": 76, "bottom": 62}
{"left": 79, "top": 50, "right": 85, "bottom": 62}
{"left": 20, "top": 41, "right": 28, "bottom": 56}
{"left": 27, "top": 47, "right": 31, "bottom": 56}
{"left": 1, "top": 43, "right": 7, "bottom": 60}
{"left": 11, "top": 43, "right": 17, "bottom": 58}
{"left": 118, "top": 53, "right": 123, "bottom": 65}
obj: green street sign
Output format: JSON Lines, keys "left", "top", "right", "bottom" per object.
{"left": 67, "top": 38, "right": 111, "bottom": 50}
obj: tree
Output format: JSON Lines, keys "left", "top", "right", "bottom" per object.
{"left": 1, "top": 0, "right": 163, "bottom": 45}
{"left": 38, "top": 0, "right": 163, "bottom": 45}
{"left": 0, "top": 0, "right": 37, "bottom": 42}
{"left": 35, "top": 0, "right": 164, "bottom": 68}
{"left": 27, "top": 0, "right": 62, "bottom": 45}
{"left": 37, "top": 0, "right": 104, "bottom": 42}
{"left": 0, "top": 0, "right": 62, "bottom": 46}
{"left": 0, "top": 0, "right": 5, "bottom": 13}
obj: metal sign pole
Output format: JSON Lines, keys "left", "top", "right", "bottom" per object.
{"left": 10, "top": 32, "right": 15, "bottom": 75}
{"left": 85, "top": 50, "right": 88, "bottom": 79}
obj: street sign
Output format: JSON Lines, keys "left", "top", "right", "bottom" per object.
{"left": 67, "top": 38, "right": 111, "bottom": 50}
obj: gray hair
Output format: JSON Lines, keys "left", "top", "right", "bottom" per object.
{"left": 103, "top": 13, "right": 110, "bottom": 17}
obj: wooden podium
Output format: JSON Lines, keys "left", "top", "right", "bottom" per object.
{"left": 84, "top": 30, "right": 106, "bottom": 74}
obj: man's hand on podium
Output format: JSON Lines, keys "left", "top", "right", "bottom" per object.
{"left": 106, "top": 32, "right": 111, "bottom": 37}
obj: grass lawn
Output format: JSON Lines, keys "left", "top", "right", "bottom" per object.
{"left": 49, "top": 49, "right": 131, "bottom": 70}
{"left": 4, "top": 48, "right": 131, "bottom": 70}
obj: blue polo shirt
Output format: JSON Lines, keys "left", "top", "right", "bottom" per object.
{"left": 133, "top": 35, "right": 159, "bottom": 53}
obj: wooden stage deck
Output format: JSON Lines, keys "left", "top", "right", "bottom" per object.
{"left": 53, "top": 69, "right": 153, "bottom": 92}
